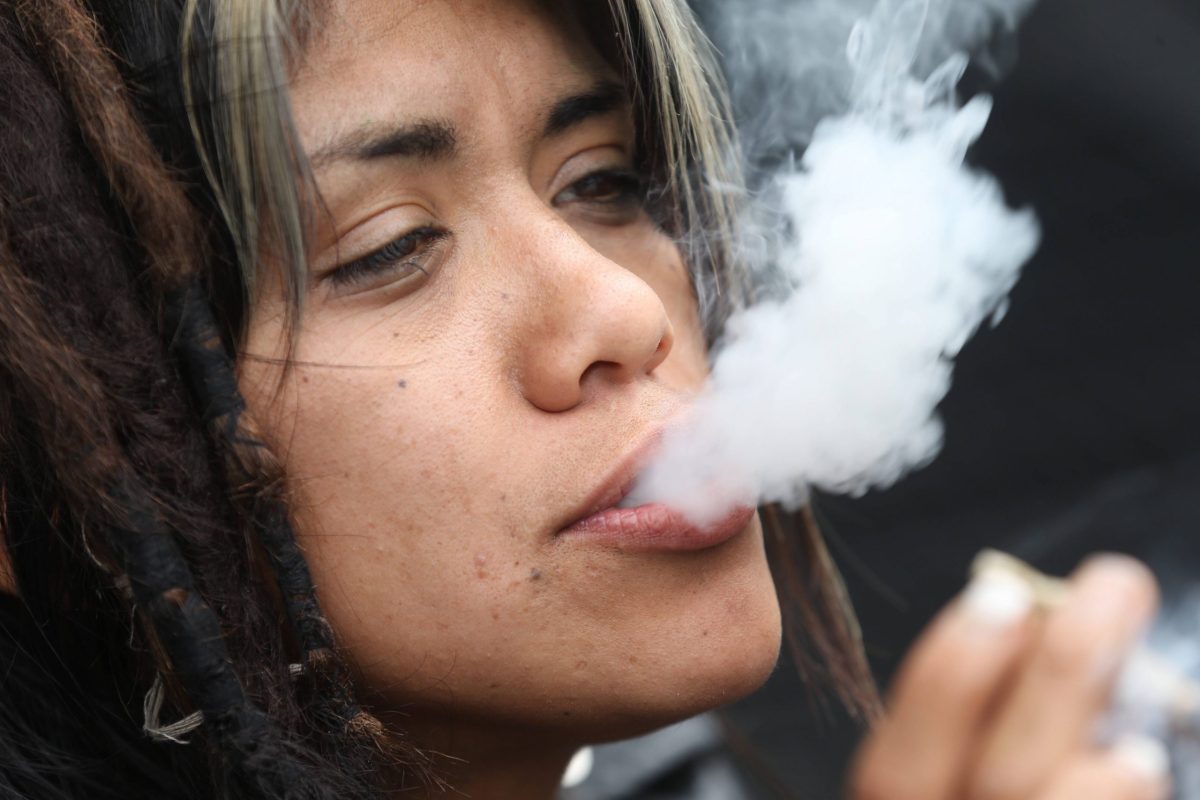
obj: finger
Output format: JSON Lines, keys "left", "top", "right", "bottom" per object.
{"left": 968, "top": 554, "right": 1159, "bottom": 800}
{"left": 1035, "top": 737, "right": 1171, "bottom": 800}
{"left": 850, "top": 568, "right": 1036, "bottom": 800}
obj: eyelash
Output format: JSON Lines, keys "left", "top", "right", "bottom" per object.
{"left": 326, "top": 168, "right": 647, "bottom": 290}
{"left": 328, "top": 225, "right": 449, "bottom": 289}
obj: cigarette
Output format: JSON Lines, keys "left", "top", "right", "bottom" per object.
{"left": 970, "top": 549, "right": 1200, "bottom": 737}
{"left": 971, "top": 549, "right": 1069, "bottom": 609}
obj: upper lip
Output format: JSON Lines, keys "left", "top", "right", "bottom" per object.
{"left": 555, "top": 428, "right": 666, "bottom": 533}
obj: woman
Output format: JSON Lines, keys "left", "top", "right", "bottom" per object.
{"left": 0, "top": 1, "right": 1165, "bottom": 798}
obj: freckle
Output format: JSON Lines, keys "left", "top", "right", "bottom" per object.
{"left": 702, "top": 629, "right": 709, "bottom": 637}
{"left": 628, "top": 654, "right": 638, "bottom": 664}
{"left": 501, "top": 292, "right": 510, "bottom": 301}
{"left": 491, "top": 609, "right": 500, "bottom": 621}
{"left": 301, "top": 375, "right": 310, "bottom": 384}
{"left": 499, "top": 493, "right": 506, "bottom": 502}
{"left": 574, "top": 659, "right": 587, "bottom": 670}
{"left": 561, "top": 710, "right": 572, "bottom": 717}
{"left": 397, "top": 378, "right": 407, "bottom": 389}
{"left": 343, "top": 471, "right": 351, "bottom": 479}
{"left": 489, "top": 682, "right": 501, "bottom": 689}
{"left": 392, "top": 332, "right": 399, "bottom": 338}
{"left": 529, "top": 568, "right": 542, "bottom": 581}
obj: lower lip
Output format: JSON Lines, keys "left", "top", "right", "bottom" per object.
{"left": 558, "top": 504, "right": 756, "bottom": 553}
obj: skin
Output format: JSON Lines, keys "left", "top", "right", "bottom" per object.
{"left": 240, "top": 0, "right": 780, "bottom": 796}
{"left": 234, "top": 1, "right": 1168, "bottom": 799}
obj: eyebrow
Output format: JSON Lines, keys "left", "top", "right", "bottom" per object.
{"left": 310, "top": 120, "right": 458, "bottom": 168}
{"left": 309, "top": 79, "right": 629, "bottom": 170}
{"left": 543, "top": 80, "right": 628, "bottom": 138}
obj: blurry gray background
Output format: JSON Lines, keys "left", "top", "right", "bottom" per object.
{"left": 696, "top": 0, "right": 1200, "bottom": 796}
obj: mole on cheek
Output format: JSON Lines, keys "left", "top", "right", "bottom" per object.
{"left": 396, "top": 378, "right": 407, "bottom": 389}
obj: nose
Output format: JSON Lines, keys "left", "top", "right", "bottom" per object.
{"left": 513, "top": 218, "right": 675, "bottom": 413}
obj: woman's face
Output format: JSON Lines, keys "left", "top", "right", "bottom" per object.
{"left": 241, "top": 0, "right": 780, "bottom": 750}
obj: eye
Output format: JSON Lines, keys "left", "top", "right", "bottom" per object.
{"left": 552, "top": 168, "right": 648, "bottom": 220}
{"left": 325, "top": 225, "right": 450, "bottom": 292}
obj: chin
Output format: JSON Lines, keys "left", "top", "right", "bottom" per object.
{"left": 572, "top": 555, "right": 784, "bottom": 744}
{"left": 653, "top": 587, "right": 782, "bottom": 721}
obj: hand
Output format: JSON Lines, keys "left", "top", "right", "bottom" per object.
{"left": 849, "top": 555, "right": 1168, "bottom": 800}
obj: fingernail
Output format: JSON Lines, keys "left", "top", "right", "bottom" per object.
{"left": 962, "top": 569, "right": 1034, "bottom": 628}
{"left": 1111, "top": 734, "right": 1170, "bottom": 782}
{"left": 1075, "top": 556, "right": 1156, "bottom": 619}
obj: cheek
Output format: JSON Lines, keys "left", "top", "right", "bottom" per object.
{"left": 651, "top": 249, "right": 709, "bottom": 388}
{"left": 237, "top": 306, "right": 562, "bottom": 668}
{"left": 238, "top": 350, "right": 517, "bottom": 695}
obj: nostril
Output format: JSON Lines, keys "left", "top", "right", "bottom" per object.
{"left": 580, "top": 360, "right": 626, "bottom": 386}
{"left": 646, "top": 325, "right": 674, "bottom": 374}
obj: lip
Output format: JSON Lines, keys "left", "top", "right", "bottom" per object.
{"left": 559, "top": 503, "right": 756, "bottom": 553}
{"left": 556, "top": 430, "right": 756, "bottom": 553}
{"left": 561, "top": 431, "right": 664, "bottom": 529}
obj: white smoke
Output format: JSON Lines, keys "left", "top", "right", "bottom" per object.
{"left": 702, "top": 0, "right": 1038, "bottom": 187}
{"left": 626, "top": 0, "right": 1041, "bottom": 523}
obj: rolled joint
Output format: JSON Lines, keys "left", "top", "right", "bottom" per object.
{"left": 970, "top": 549, "right": 1067, "bottom": 609}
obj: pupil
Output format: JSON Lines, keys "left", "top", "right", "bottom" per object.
{"left": 394, "top": 233, "right": 420, "bottom": 257}
{"left": 587, "top": 175, "right": 619, "bottom": 199}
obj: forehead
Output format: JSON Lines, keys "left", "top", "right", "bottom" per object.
{"left": 289, "top": 0, "right": 618, "bottom": 153}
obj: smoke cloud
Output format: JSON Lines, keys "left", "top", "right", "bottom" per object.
{"left": 699, "top": 0, "right": 1038, "bottom": 173}
{"left": 626, "top": 0, "right": 1041, "bottom": 522}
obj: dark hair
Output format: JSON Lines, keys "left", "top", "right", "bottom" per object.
{"left": 0, "top": 1, "right": 877, "bottom": 797}
{"left": 0, "top": 2, "right": 428, "bottom": 795}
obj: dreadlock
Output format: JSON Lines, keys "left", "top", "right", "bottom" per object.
{"left": 0, "top": 0, "right": 426, "bottom": 796}
{"left": 166, "top": 280, "right": 394, "bottom": 742}
{"left": 33, "top": 0, "right": 382, "bottom": 735}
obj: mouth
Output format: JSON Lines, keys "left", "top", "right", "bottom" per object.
{"left": 555, "top": 431, "right": 755, "bottom": 553}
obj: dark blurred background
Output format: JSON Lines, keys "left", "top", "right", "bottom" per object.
{"left": 708, "top": 0, "right": 1200, "bottom": 796}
